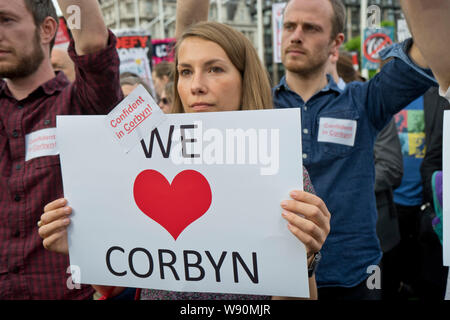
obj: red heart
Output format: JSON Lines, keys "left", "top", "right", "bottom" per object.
{"left": 133, "top": 170, "right": 212, "bottom": 240}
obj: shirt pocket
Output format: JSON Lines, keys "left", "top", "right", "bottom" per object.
{"left": 316, "top": 110, "right": 360, "bottom": 158}
{"left": 31, "top": 155, "right": 61, "bottom": 169}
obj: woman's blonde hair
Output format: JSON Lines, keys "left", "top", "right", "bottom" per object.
{"left": 172, "top": 22, "right": 273, "bottom": 113}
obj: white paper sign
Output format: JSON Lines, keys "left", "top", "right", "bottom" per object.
{"left": 317, "top": 117, "right": 357, "bottom": 147}
{"left": 105, "top": 85, "right": 166, "bottom": 153}
{"left": 443, "top": 111, "right": 449, "bottom": 266}
{"left": 25, "top": 128, "right": 59, "bottom": 161}
{"left": 58, "top": 109, "right": 309, "bottom": 298}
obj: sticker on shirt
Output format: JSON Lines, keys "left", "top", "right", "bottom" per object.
{"left": 105, "top": 84, "right": 167, "bottom": 153}
{"left": 317, "top": 117, "right": 357, "bottom": 147}
{"left": 25, "top": 128, "right": 59, "bottom": 161}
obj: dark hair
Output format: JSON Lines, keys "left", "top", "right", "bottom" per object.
{"left": 24, "top": 0, "right": 59, "bottom": 52}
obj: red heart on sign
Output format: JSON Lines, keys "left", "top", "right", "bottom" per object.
{"left": 133, "top": 170, "right": 212, "bottom": 240}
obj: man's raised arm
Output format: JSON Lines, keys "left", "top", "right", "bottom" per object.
{"left": 400, "top": 0, "right": 450, "bottom": 93}
{"left": 175, "top": 0, "right": 210, "bottom": 39}
{"left": 57, "top": 0, "right": 109, "bottom": 55}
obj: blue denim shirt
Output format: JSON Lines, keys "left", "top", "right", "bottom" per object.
{"left": 273, "top": 39, "right": 436, "bottom": 288}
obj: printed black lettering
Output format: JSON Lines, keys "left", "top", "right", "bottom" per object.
{"left": 140, "top": 125, "right": 174, "bottom": 158}
{"left": 205, "top": 251, "right": 227, "bottom": 282}
{"left": 232, "top": 252, "right": 259, "bottom": 284}
{"left": 183, "top": 250, "right": 205, "bottom": 281}
{"left": 158, "top": 249, "right": 180, "bottom": 280}
{"left": 106, "top": 246, "right": 127, "bottom": 277}
{"left": 128, "top": 247, "right": 154, "bottom": 278}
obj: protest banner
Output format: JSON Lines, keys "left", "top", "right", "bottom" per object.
{"left": 115, "top": 29, "right": 156, "bottom": 97}
{"left": 57, "top": 108, "right": 309, "bottom": 298}
{"left": 152, "top": 38, "right": 176, "bottom": 66}
{"left": 362, "top": 27, "right": 394, "bottom": 70}
{"left": 54, "top": 17, "right": 71, "bottom": 49}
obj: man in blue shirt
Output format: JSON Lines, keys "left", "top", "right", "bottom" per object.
{"left": 273, "top": 0, "right": 435, "bottom": 299}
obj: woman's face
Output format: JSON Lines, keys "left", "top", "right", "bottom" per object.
{"left": 176, "top": 37, "right": 242, "bottom": 113}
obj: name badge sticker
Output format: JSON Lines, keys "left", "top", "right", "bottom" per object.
{"left": 317, "top": 117, "right": 357, "bottom": 147}
{"left": 25, "top": 128, "right": 59, "bottom": 161}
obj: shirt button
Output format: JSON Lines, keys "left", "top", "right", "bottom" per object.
{"left": 12, "top": 229, "right": 20, "bottom": 238}
{"left": 303, "top": 153, "right": 308, "bottom": 159}
{"left": 303, "top": 106, "right": 307, "bottom": 111}
{"left": 11, "top": 266, "right": 20, "bottom": 274}
{"left": 16, "top": 164, "right": 21, "bottom": 171}
{"left": 44, "top": 119, "right": 51, "bottom": 125}
{"left": 303, "top": 129, "right": 309, "bottom": 134}
{"left": 12, "top": 130, "right": 19, "bottom": 138}
{"left": 14, "top": 194, "right": 21, "bottom": 202}
{"left": 17, "top": 105, "right": 24, "bottom": 110}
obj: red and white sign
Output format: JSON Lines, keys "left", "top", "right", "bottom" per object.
{"left": 105, "top": 85, "right": 167, "bottom": 153}
{"left": 363, "top": 32, "right": 393, "bottom": 64}
{"left": 25, "top": 128, "right": 59, "bottom": 161}
{"left": 54, "top": 17, "right": 71, "bottom": 49}
{"left": 317, "top": 117, "right": 357, "bottom": 147}
{"left": 151, "top": 38, "right": 176, "bottom": 66}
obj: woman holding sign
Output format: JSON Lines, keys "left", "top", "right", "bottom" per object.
{"left": 38, "top": 22, "right": 331, "bottom": 300}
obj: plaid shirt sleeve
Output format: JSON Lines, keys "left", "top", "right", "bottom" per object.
{"left": 0, "top": 30, "right": 122, "bottom": 299}
{"left": 68, "top": 29, "right": 124, "bottom": 115}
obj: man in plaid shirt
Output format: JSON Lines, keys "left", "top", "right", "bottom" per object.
{"left": 0, "top": 0, "right": 123, "bottom": 299}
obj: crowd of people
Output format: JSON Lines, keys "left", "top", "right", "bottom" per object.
{"left": 1, "top": 0, "right": 449, "bottom": 300}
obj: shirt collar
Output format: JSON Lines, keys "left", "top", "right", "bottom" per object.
{"left": 41, "top": 71, "right": 70, "bottom": 95}
{"left": 275, "top": 73, "right": 342, "bottom": 95}
{"left": 0, "top": 71, "right": 69, "bottom": 99}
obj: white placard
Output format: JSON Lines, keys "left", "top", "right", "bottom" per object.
{"left": 58, "top": 109, "right": 309, "bottom": 298}
{"left": 443, "top": 111, "right": 449, "bottom": 266}
{"left": 105, "top": 85, "right": 166, "bottom": 153}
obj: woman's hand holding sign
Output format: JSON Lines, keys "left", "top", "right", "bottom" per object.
{"left": 281, "top": 191, "right": 331, "bottom": 261}
{"left": 38, "top": 198, "right": 71, "bottom": 255}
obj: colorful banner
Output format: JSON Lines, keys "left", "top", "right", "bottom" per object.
{"left": 54, "top": 17, "right": 71, "bottom": 49}
{"left": 115, "top": 29, "right": 155, "bottom": 97}
{"left": 152, "top": 38, "right": 176, "bottom": 66}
